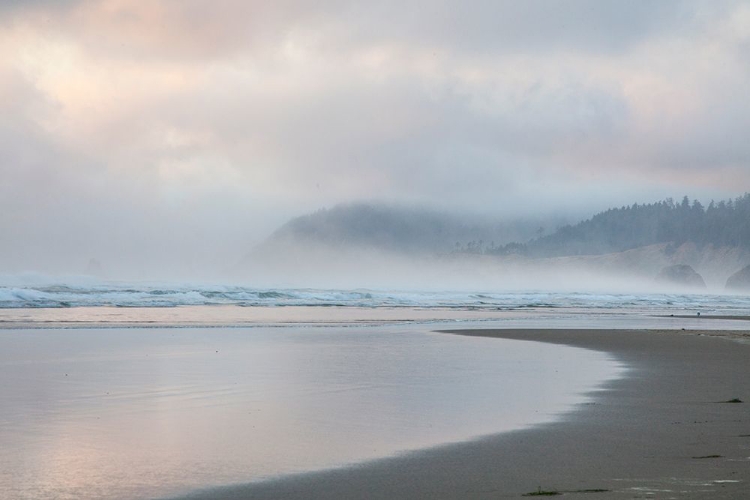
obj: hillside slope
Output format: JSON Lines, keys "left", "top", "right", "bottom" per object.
{"left": 516, "top": 194, "right": 750, "bottom": 258}
{"left": 259, "top": 203, "right": 561, "bottom": 255}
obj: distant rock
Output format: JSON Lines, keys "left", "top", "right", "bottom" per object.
{"left": 656, "top": 264, "right": 706, "bottom": 289}
{"left": 725, "top": 265, "right": 750, "bottom": 291}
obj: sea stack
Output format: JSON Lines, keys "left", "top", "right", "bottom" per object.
{"left": 656, "top": 264, "right": 706, "bottom": 289}
{"left": 725, "top": 264, "right": 750, "bottom": 291}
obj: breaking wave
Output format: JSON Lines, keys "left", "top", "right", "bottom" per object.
{"left": 0, "top": 278, "right": 749, "bottom": 314}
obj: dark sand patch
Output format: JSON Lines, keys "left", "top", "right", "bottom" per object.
{"left": 166, "top": 329, "right": 750, "bottom": 499}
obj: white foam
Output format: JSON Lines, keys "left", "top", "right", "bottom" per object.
{"left": 0, "top": 276, "right": 749, "bottom": 315}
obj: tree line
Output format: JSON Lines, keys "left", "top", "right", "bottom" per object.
{"left": 469, "top": 193, "right": 750, "bottom": 258}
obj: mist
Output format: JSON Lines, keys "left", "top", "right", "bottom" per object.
{"left": 2, "top": 1, "right": 750, "bottom": 288}
{"left": 241, "top": 235, "right": 743, "bottom": 295}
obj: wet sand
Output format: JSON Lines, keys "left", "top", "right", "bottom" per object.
{"left": 170, "top": 328, "right": 750, "bottom": 499}
{"left": 658, "top": 314, "right": 750, "bottom": 321}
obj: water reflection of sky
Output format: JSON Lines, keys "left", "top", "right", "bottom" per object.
{"left": 0, "top": 326, "right": 622, "bottom": 499}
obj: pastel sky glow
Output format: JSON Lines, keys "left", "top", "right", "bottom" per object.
{"left": 2, "top": 1, "right": 750, "bottom": 277}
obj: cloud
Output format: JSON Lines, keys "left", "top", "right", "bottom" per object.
{"left": 4, "top": 1, "right": 730, "bottom": 61}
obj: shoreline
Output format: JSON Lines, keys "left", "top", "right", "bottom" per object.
{"left": 168, "top": 328, "right": 750, "bottom": 499}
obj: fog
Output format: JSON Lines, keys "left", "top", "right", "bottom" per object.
{"left": 241, "top": 233, "right": 746, "bottom": 295}
{"left": 2, "top": 1, "right": 750, "bottom": 287}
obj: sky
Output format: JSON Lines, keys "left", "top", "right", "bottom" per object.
{"left": 2, "top": 1, "right": 750, "bottom": 278}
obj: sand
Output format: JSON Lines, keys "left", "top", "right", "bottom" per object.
{"left": 169, "top": 328, "right": 750, "bottom": 499}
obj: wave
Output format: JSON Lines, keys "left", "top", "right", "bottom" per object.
{"left": 1, "top": 280, "right": 749, "bottom": 314}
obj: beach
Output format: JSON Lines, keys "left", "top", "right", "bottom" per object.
{"left": 172, "top": 328, "right": 750, "bottom": 499}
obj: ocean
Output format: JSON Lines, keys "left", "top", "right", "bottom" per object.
{"left": 3, "top": 279, "right": 750, "bottom": 313}
{"left": 2, "top": 279, "right": 750, "bottom": 331}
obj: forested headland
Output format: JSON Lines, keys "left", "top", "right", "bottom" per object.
{"left": 246, "top": 194, "right": 750, "bottom": 290}
{"left": 484, "top": 194, "right": 750, "bottom": 258}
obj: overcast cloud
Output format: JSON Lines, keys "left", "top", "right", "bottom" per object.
{"left": 2, "top": 1, "right": 749, "bottom": 278}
